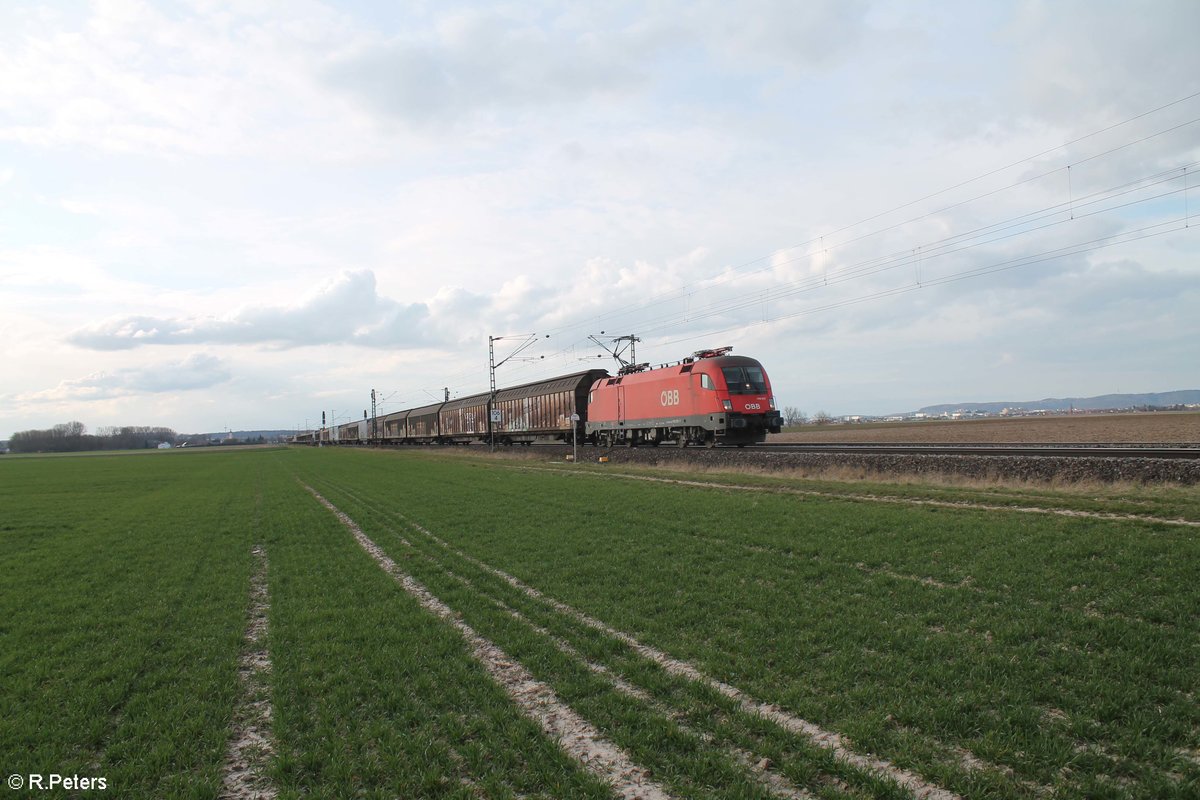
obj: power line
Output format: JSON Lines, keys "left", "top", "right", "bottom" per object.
{"left": 377, "top": 93, "right": 1200, "bottom": 400}
{"left": 631, "top": 164, "right": 1196, "bottom": 337}
{"left": 537, "top": 93, "right": 1200, "bottom": 337}
{"left": 653, "top": 216, "right": 1192, "bottom": 349}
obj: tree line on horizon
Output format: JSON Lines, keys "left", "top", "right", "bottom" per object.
{"left": 7, "top": 422, "right": 178, "bottom": 453}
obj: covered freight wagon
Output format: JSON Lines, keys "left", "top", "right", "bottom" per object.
{"left": 336, "top": 418, "right": 367, "bottom": 444}
{"left": 439, "top": 392, "right": 490, "bottom": 443}
{"left": 490, "top": 369, "right": 609, "bottom": 445}
{"left": 406, "top": 402, "right": 443, "bottom": 442}
{"left": 380, "top": 409, "right": 410, "bottom": 442}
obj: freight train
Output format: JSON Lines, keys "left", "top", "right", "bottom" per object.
{"left": 294, "top": 347, "right": 782, "bottom": 449}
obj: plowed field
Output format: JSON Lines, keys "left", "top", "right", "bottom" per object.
{"left": 772, "top": 411, "right": 1200, "bottom": 444}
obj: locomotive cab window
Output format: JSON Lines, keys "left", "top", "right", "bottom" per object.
{"left": 721, "top": 366, "right": 767, "bottom": 394}
{"left": 699, "top": 373, "right": 715, "bottom": 390}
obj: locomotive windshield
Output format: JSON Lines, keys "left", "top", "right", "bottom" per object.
{"left": 721, "top": 366, "right": 767, "bottom": 394}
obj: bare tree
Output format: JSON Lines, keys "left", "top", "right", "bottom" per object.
{"left": 11, "top": 421, "right": 88, "bottom": 452}
{"left": 813, "top": 410, "right": 832, "bottom": 425}
{"left": 782, "top": 406, "right": 806, "bottom": 427}
{"left": 8, "top": 422, "right": 176, "bottom": 452}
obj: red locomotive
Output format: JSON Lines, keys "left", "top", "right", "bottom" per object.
{"left": 585, "top": 347, "right": 782, "bottom": 447}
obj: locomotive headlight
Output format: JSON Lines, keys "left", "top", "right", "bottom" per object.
{"left": 769, "top": 397, "right": 776, "bottom": 409}
{"left": 723, "top": 399, "right": 733, "bottom": 411}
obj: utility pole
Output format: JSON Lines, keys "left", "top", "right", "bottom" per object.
{"left": 370, "top": 389, "right": 378, "bottom": 442}
{"left": 488, "top": 334, "right": 546, "bottom": 451}
{"left": 489, "top": 336, "right": 497, "bottom": 451}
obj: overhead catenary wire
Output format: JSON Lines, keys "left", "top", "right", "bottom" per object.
{"left": 376, "top": 92, "right": 1200, "bottom": 405}
{"left": 516, "top": 120, "right": 1199, "bottom": 363}
{"left": 518, "top": 157, "right": 1196, "bottom": 367}
{"left": 563, "top": 115, "right": 1200, "bottom": 342}
{"left": 534, "top": 100, "right": 1200, "bottom": 338}
{"left": 652, "top": 216, "right": 1192, "bottom": 350}
{"left": 630, "top": 166, "right": 1198, "bottom": 338}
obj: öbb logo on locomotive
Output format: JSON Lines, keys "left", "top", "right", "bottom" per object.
{"left": 300, "top": 346, "right": 783, "bottom": 448}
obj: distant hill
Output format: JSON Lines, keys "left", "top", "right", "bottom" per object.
{"left": 918, "top": 390, "right": 1200, "bottom": 416}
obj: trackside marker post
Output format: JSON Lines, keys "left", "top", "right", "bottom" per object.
{"left": 571, "top": 412, "right": 580, "bottom": 464}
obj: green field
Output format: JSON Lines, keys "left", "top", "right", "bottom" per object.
{"left": 1, "top": 447, "right": 1196, "bottom": 799}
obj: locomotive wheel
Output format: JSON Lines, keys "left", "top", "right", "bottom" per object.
{"left": 703, "top": 434, "right": 716, "bottom": 449}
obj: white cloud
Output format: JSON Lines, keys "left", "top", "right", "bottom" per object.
{"left": 691, "top": 0, "right": 872, "bottom": 70}
{"left": 68, "top": 270, "right": 430, "bottom": 350}
{"left": 14, "top": 352, "right": 232, "bottom": 403}
{"left": 0, "top": 0, "right": 376, "bottom": 159}
{"left": 1006, "top": 0, "right": 1200, "bottom": 126}
{"left": 321, "top": 6, "right": 652, "bottom": 129}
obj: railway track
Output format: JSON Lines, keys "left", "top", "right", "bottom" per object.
{"left": 352, "top": 440, "right": 1200, "bottom": 482}
{"left": 366, "top": 440, "right": 1200, "bottom": 460}
{"left": 552, "top": 440, "right": 1200, "bottom": 483}
{"left": 520, "top": 441, "right": 1200, "bottom": 459}
{"left": 747, "top": 442, "right": 1200, "bottom": 460}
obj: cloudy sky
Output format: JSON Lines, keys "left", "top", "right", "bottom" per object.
{"left": 2, "top": 0, "right": 1198, "bottom": 436}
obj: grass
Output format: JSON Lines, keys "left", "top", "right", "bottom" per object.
{"left": 0, "top": 450, "right": 255, "bottom": 798}
{"left": 0, "top": 449, "right": 612, "bottom": 798}
{"left": 2, "top": 445, "right": 1196, "bottom": 799}
{"left": 474, "top": 450, "right": 1200, "bottom": 523}
{"left": 259, "top": 467, "right": 613, "bottom": 798}
{"left": 294, "top": 447, "right": 1200, "bottom": 799}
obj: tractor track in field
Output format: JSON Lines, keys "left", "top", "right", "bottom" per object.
{"left": 404, "top": 516, "right": 965, "bottom": 800}
{"left": 385, "top": 517, "right": 828, "bottom": 800}
{"left": 303, "top": 482, "right": 675, "bottom": 800}
{"left": 310, "top": 480, "right": 983, "bottom": 800}
{"left": 322, "top": 480, "right": 847, "bottom": 799}
{"left": 220, "top": 544, "right": 275, "bottom": 800}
